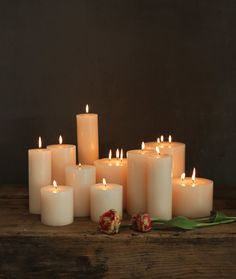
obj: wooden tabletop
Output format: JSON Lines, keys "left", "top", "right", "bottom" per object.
{"left": 0, "top": 185, "right": 235, "bottom": 278}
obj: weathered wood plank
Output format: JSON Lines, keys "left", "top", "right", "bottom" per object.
{"left": 0, "top": 185, "right": 235, "bottom": 278}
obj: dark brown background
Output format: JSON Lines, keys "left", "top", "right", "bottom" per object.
{"left": 0, "top": 0, "right": 235, "bottom": 191}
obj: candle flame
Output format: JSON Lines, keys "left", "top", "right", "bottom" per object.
{"left": 120, "top": 149, "right": 123, "bottom": 161}
{"left": 181, "top": 173, "right": 185, "bottom": 182}
{"left": 53, "top": 180, "right": 58, "bottom": 190}
{"left": 38, "top": 136, "right": 42, "bottom": 148}
{"left": 160, "top": 135, "right": 164, "bottom": 142}
{"left": 192, "top": 168, "right": 196, "bottom": 184}
{"left": 86, "top": 104, "right": 89, "bottom": 113}
{"left": 141, "top": 142, "right": 145, "bottom": 151}
{"left": 108, "top": 149, "right": 112, "bottom": 160}
{"left": 168, "top": 135, "right": 172, "bottom": 143}
{"left": 78, "top": 163, "right": 82, "bottom": 168}
{"left": 155, "top": 146, "right": 160, "bottom": 155}
{"left": 59, "top": 135, "right": 63, "bottom": 144}
{"left": 157, "top": 137, "right": 160, "bottom": 144}
{"left": 116, "top": 149, "right": 120, "bottom": 160}
{"left": 102, "top": 178, "right": 107, "bottom": 186}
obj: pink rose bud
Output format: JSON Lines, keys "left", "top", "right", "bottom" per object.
{"left": 99, "top": 209, "right": 121, "bottom": 235}
{"left": 131, "top": 213, "right": 152, "bottom": 232}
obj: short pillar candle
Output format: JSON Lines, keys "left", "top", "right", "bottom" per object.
{"left": 173, "top": 169, "right": 214, "bottom": 218}
{"left": 41, "top": 181, "right": 74, "bottom": 226}
{"left": 90, "top": 179, "right": 123, "bottom": 222}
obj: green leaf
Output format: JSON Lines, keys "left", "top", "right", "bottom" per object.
{"left": 210, "top": 211, "right": 236, "bottom": 222}
{"left": 165, "top": 216, "right": 199, "bottom": 230}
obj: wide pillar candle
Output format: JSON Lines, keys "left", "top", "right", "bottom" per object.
{"left": 90, "top": 180, "right": 123, "bottom": 222}
{"left": 65, "top": 164, "right": 96, "bottom": 217}
{"left": 145, "top": 137, "right": 185, "bottom": 178}
{"left": 28, "top": 137, "right": 52, "bottom": 214}
{"left": 94, "top": 150, "right": 127, "bottom": 209}
{"left": 127, "top": 145, "right": 149, "bottom": 215}
{"left": 173, "top": 171, "right": 213, "bottom": 218}
{"left": 41, "top": 181, "right": 74, "bottom": 226}
{"left": 76, "top": 105, "right": 99, "bottom": 165}
{"left": 146, "top": 152, "right": 172, "bottom": 220}
{"left": 47, "top": 137, "right": 76, "bottom": 185}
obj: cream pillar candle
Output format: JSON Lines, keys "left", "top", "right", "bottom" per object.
{"left": 76, "top": 104, "right": 99, "bottom": 165}
{"left": 41, "top": 180, "right": 74, "bottom": 226}
{"left": 47, "top": 136, "right": 76, "bottom": 185}
{"left": 146, "top": 148, "right": 172, "bottom": 220}
{"left": 145, "top": 135, "right": 185, "bottom": 178}
{"left": 127, "top": 142, "right": 150, "bottom": 215}
{"left": 90, "top": 179, "right": 123, "bottom": 222}
{"left": 173, "top": 169, "right": 214, "bottom": 218}
{"left": 94, "top": 149, "right": 127, "bottom": 209}
{"left": 28, "top": 137, "right": 52, "bottom": 214}
{"left": 65, "top": 164, "right": 96, "bottom": 217}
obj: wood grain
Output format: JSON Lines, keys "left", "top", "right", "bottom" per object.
{"left": 0, "top": 185, "right": 235, "bottom": 278}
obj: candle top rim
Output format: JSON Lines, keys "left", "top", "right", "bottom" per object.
{"left": 145, "top": 141, "right": 185, "bottom": 148}
{"left": 76, "top": 113, "right": 98, "bottom": 117}
{"left": 91, "top": 183, "right": 123, "bottom": 190}
{"left": 67, "top": 164, "right": 96, "bottom": 170}
{"left": 41, "top": 185, "right": 73, "bottom": 193}
{"left": 47, "top": 144, "right": 76, "bottom": 149}
{"left": 146, "top": 153, "right": 172, "bottom": 159}
{"left": 127, "top": 149, "right": 150, "bottom": 155}
{"left": 174, "top": 177, "right": 213, "bottom": 185}
{"left": 94, "top": 158, "right": 127, "bottom": 166}
{"left": 28, "top": 148, "right": 51, "bottom": 152}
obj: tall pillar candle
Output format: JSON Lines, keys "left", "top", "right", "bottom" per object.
{"left": 90, "top": 179, "right": 123, "bottom": 222}
{"left": 41, "top": 181, "right": 74, "bottom": 226}
{"left": 47, "top": 136, "right": 76, "bottom": 185}
{"left": 146, "top": 148, "right": 172, "bottom": 220}
{"left": 145, "top": 135, "right": 185, "bottom": 178}
{"left": 65, "top": 164, "right": 96, "bottom": 217}
{"left": 127, "top": 143, "right": 149, "bottom": 215}
{"left": 173, "top": 169, "right": 213, "bottom": 218}
{"left": 28, "top": 137, "right": 52, "bottom": 214}
{"left": 76, "top": 105, "right": 99, "bottom": 165}
{"left": 94, "top": 149, "right": 127, "bottom": 209}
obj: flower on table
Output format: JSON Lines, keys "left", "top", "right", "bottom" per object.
{"left": 131, "top": 213, "right": 152, "bottom": 232}
{"left": 99, "top": 209, "right": 121, "bottom": 235}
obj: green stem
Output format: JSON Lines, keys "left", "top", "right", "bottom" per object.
{"left": 195, "top": 219, "right": 236, "bottom": 228}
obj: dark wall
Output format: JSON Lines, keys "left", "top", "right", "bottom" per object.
{"left": 0, "top": 0, "right": 236, "bottom": 189}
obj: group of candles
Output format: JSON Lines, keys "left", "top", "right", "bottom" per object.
{"left": 28, "top": 105, "right": 214, "bottom": 226}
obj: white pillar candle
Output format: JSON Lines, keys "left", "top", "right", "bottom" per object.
{"left": 94, "top": 149, "right": 127, "bottom": 209}
{"left": 28, "top": 137, "right": 52, "bottom": 214}
{"left": 65, "top": 164, "right": 96, "bottom": 217}
{"left": 90, "top": 179, "right": 123, "bottom": 222}
{"left": 127, "top": 142, "right": 149, "bottom": 215}
{"left": 146, "top": 148, "right": 172, "bottom": 220}
{"left": 47, "top": 136, "right": 76, "bottom": 185}
{"left": 41, "top": 180, "right": 74, "bottom": 226}
{"left": 76, "top": 104, "right": 99, "bottom": 165}
{"left": 173, "top": 169, "right": 214, "bottom": 218}
{"left": 145, "top": 135, "right": 185, "bottom": 178}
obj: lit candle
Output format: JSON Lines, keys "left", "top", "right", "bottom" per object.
{"left": 28, "top": 137, "right": 52, "bottom": 214}
{"left": 90, "top": 178, "right": 123, "bottom": 222}
{"left": 65, "top": 164, "right": 96, "bottom": 217}
{"left": 146, "top": 147, "right": 172, "bottom": 220}
{"left": 173, "top": 168, "right": 214, "bottom": 218}
{"left": 94, "top": 149, "right": 127, "bottom": 209}
{"left": 127, "top": 142, "right": 150, "bottom": 215}
{"left": 47, "top": 135, "right": 76, "bottom": 184}
{"left": 40, "top": 180, "right": 74, "bottom": 226}
{"left": 76, "top": 104, "right": 99, "bottom": 165}
{"left": 145, "top": 135, "right": 185, "bottom": 178}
